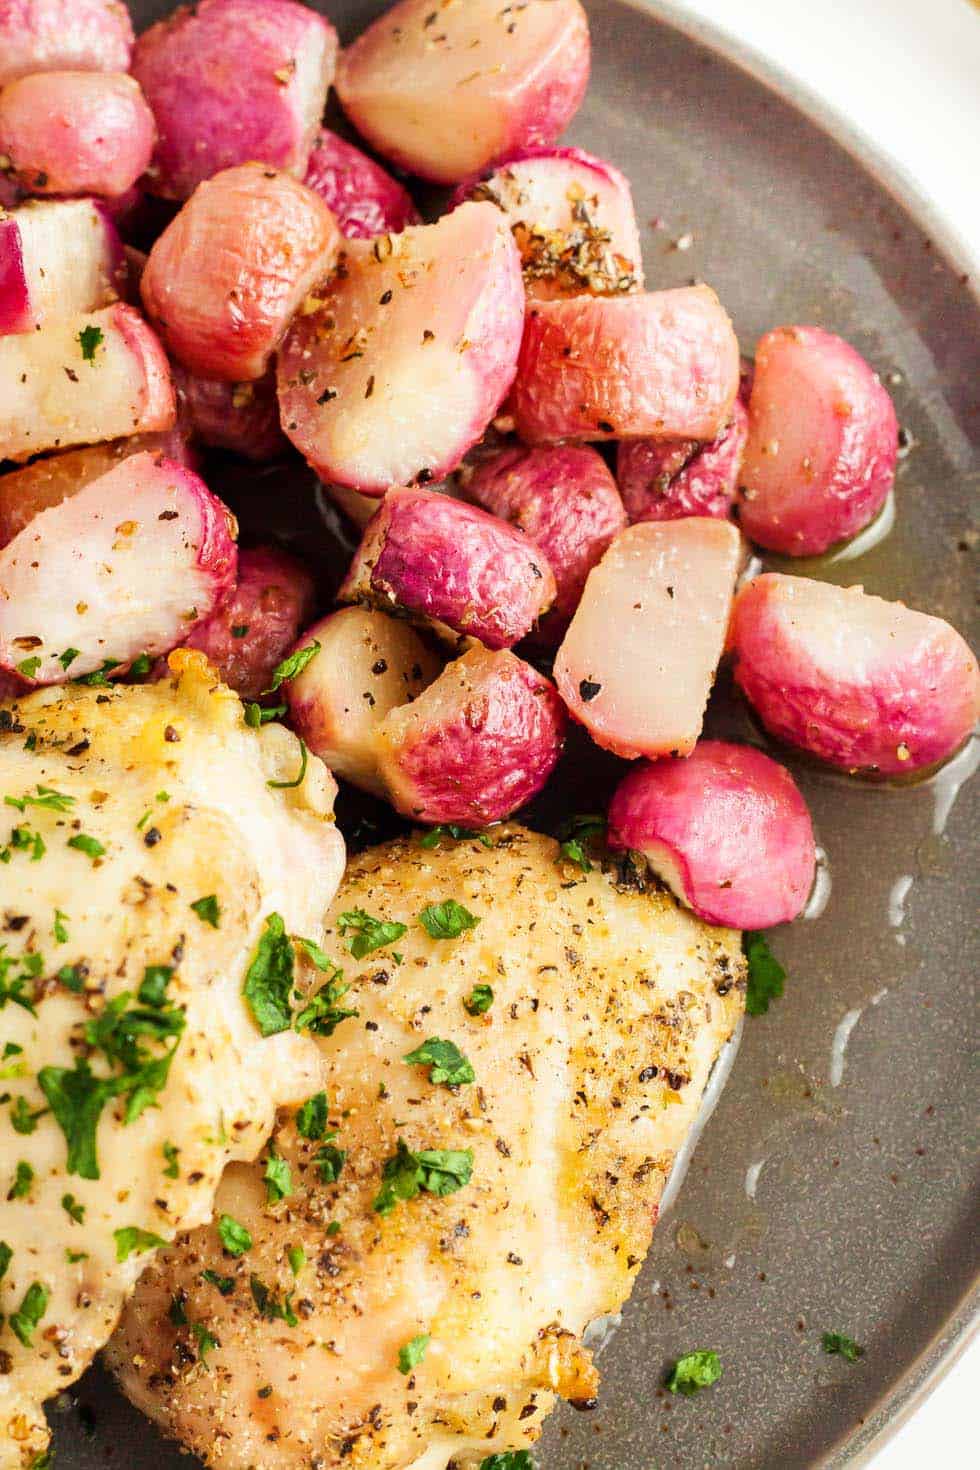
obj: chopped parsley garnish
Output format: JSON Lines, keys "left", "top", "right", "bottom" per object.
{"left": 464, "top": 983, "right": 494, "bottom": 1016}
{"left": 190, "top": 895, "right": 220, "bottom": 928}
{"left": 65, "top": 1249, "right": 88, "bottom": 1264}
{"left": 295, "top": 935, "right": 333, "bottom": 971}
{"left": 56, "top": 963, "right": 85, "bottom": 992}
{"left": 61, "top": 1193, "right": 85, "bottom": 1224}
{"left": 743, "top": 931, "right": 786, "bottom": 1016}
{"left": 5, "top": 784, "right": 75, "bottom": 814}
{"left": 557, "top": 813, "right": 607, "bottom": 872}
{"left": 0, "top": 947, "right": 39, "bottom": 1015}
{"left": 9, "top": 1281, "right": 49, "bottom": 1347}
{"left": 8, "top": 1160, "right": 33, "bottom": 1199}
{"left": 66, "top": 832, "right": 105, "bottom": 861}
{"left": 10, "top": 1096, "right": 44, "bottom": 1134}
{"left": 419, "top": 825, "right": 493, "bottom": 849}
{"left": 218, "top": 1214, "right": 252, "bottom": 1257}
{"left": 249, "top": 1274, "right": 297, "bottom": 1327}
{"left": 201, "top": 1269, "right": 235, "bottom": 1296}
{"left": 263, "top": 1151, "right": 291, "bottom": 1204}
{"left": 293, "top": 971, "right": 357, "bottom": 1038}
{"left": 479, "top": 1454, "right": 533, "bottom": 1470}
{"left": 168, "top": 1292, "right": 187, "bottom": 1327}
{"left": 78, "top": 324, "right": 104, "bottom": 362}
{"left": 822, "top": 1331, "right": 864, "bottom": 1362}
{"left": 128, "top": 652, "right": 152, "bottom": 679}
{"left": 1, "top": 823, "right": 45, "bottom": 862}
{"left": 267, "top": 737, "right": 308, "bottom": 790}
{"left": 0, "top": 1043, "right": 25, "bottom": 1080}
{"left": 666, "top": 1349, "right": 722, "bottom": 1395}
{"left": 231, "top": 624, "right": 250, "bottom": 639}
{"left": 58, "top": 648, "right": 81, "bottom": 672}
{"left": 0, "top": 1241, "right": 11, "bottom": 1280}
{"left": 74, "top": 659, "right": 121, "bottom": 686}
{"left": 53, "top": 909, "right": 69, "bottom": 943}
{"left": 15, "top": 656, "right": 41, "bottom": 679}
{"left": 137, "top": 964, "right": 174, "bottom": 1007}
{"left": 403, "top": 1037, "right": 474, "bottom": 1088}
{"left": 373, "top": 1139, "right": 473, "bottom": 1216}
{"left": 265, "top": 640, "right": 321, "bottom": 693}
{"left": 418, "top": 900, "right": 480, "bottom": 940}
{"left": 242, "top": 914, "right": 295, "bottom": 1037}
{"left": 314, "top": 1142, "right": 346, "bottom": 1184}
{"left": 162, "top": 1141, "right": 180, "bottom": 1178}
{"left": 114, "top": 1226, "right": 167, "bottom": 1262}
{"left": 287, "top": 1246, "right": 306, "bottom": 1277}
{"left": 243, "top": 702, "right": 286, "bottom": 728}
{"left": 295, "top": 1091, "right": 329, "bottom": 1140}
{"left": 191, "top": 1321, "right": 219, "bottom": 1363}
{"left": 338, "top": 908, "right": 407, "bottom": 959}
{"left": 397, "top": 1333, "right": 430, "bottom": 1374}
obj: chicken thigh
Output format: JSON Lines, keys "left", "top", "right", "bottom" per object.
{"left": 109, "top": 826, "right": 745, "bottom": 1469}
{"left": 0, "top": 652, "right": 345, "bottom": 1467}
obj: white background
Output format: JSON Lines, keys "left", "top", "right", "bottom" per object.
{"left": 668, "top": 2, "right": 979, "bottom": 1464}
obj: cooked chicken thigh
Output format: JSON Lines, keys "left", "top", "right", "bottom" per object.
{"left": 0, "top": 652, "right": 345, "bottom": 1468}
{"left": 109, "top": 827, "right": 745, "bottom": 1469}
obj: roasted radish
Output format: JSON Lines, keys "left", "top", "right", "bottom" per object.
{"left": 285, "top": 606, "right": 442, "bottom": 795}
{"left": 0, "top": 198, "right": 125, "bottom": 336}
{"left": 339, "top": 487, "right": 556, "bottom": 650}
{"left": 376, "top": 645, "right": 566, "bottom": 823}
{"left": 277, "top": 203, "right": 524, "bottom": 493}
{"left": 465, "top": 444, "right": 627, "bottom": 640}
{"left": 729, "top": 573, "right": 980, "bottom": 775}
{"left": 454, "top": 145, "right": 643, "bottom": 299}
{"left": 303, "top": 128, "right": 419, "bottom": 239}
{"left": 512, "top": 286, "right": 740, "bottom": 444}
{"left": 555, "top": 518, "right": 742, "bottom": 759}
{"left": 0, "top": 451, "right": 237, "bottom": 685}
{"left": 617, "top": 396, "right": 749, "bottom": 523}
{"left": 737, "top": 326, "right": 898, "bottom": 555}
{"left": 133, "top": 0, "right": 337, "bottom": 200}
{"left": 609, "top": 742, "right": 816, "bottom": 929}
{"left": 0, "top": 1, "right": 134, "bottom": 89}
{"left": 141, "top": 163, "right": 341, "bottom": 382}
{"left": 0, "top": 303, "right": 174, "bottom": 462}
{"left": 173, "top": 365, "right": 287, "bottom": 461}
{"left": 0, "top": 71, "right": 155, "bottom": 199}
{"left": 336, "top": 0, "right": 590, "bottom": 185}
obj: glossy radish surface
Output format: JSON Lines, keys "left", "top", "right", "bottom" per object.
{"left": 0, "top": 199, "right": 124, "bottom": 336}
{"left": 303, "top": 128, "right": 418, "bottom": 239}
{"left": 278, "top": 203, "right": 524, "bottom": 493}
{"left": 0, "top": 452, "right": 237, "bottom": 684}
{"left": 340, "top": 487, "right": 556, "bottom": 650}
{"left": 737, "top": 326, "right": 898, "bottom": 555}
{"left": 608, "top": 742, "right": 816, "bottom": 929}
{"left": 336, "top": 0, "right": 590, "bottom": 185}
{"left": 729, "top": 573, "right": 980, "bottom": 775}
{"left": 512, "top": 286, "right": 740, "bottom": 443}
{"left": 0, "top": 1, "right": 134, "bottom": 89}
{"left": 617, "top": 396, "right": 749, "bottom": 523}
{"left": 0, "top": 71, "right": 155, "bottom": 198}
{"left": 555, "top": 517, "right": 742, "bottom": 759}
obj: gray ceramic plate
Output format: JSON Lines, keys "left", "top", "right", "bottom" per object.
{"left": 56, "top": 1, "right": 979, "bottom": 1466}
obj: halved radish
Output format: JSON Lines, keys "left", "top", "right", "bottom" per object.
{"left": 0, "top": 452, "right": 237, "bottom": 684}
{"left": 453, "top": 145, "right": 643, "bottom": 299}
{"left": 0, "top": 303, "right": 175, "bottom": 462}
{"left": 335, "top": 0, "right": 590, "bottom": 185}
{"left": 141, "top": 163, "right": 341, "bottom": 382}
{"left": 608, "top": 742, "right": 816, "bottom": 929}
{"left": 0, "top": 199, "right": 125, "bottom": 336}
{"left": 172, "top": 365, "right": 286, "bottom": 462}
{"left": 376, "top": 645, "right": 566, "bottom": 824}
{"left": 737, "top": 326, "right": 898, "bottom": 555}
{"left": 339, "top": 487, "right": 556, "bottom": 650}
{"left": 555, "top": 518, "right": 742, "bottom": 759}
{"left": 0, "top": 1, "right": 134, "bottom": 89}
{"left": 512, "top": 286, "right": 740, "bottom": 443}
{"left": 277, "top": 203, "right": 524, "bottom": 493}
{"left": 617, "top": 396, "right": 749, "bottom": 524}
{"left": 303, "top": 128, "right": 419, "bottom": 239}
{"left": 285, "top": 606, "right": 442, "bottom": 795}
{"left": 729, "top": 573, "right": 980, "bottom": 775}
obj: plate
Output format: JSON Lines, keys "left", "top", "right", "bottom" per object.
{"left": 57, "top": 2, "right": 980, "bottom": 1467}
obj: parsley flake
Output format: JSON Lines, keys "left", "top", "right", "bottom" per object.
{"left": 244, "top": 702, "right": 286, "bottom": 728}
{"left": 557, "top": 813, "right": 607, "bottom": 872}
{"left": 295, "top": 1091, "right": 329, "bottom": 1140}
{"left": 114, "top": 1226, "right": 167, "bottom": 1262}
{"left": 403, "top": 1037, "right": 474, "bottom": 1088}
{"left": 263, "top": 1151, "right": 292, "bottom": 1204}
{"left": 53, "top": 909, "right": 69, "bottom": 943}
{"left": 418, "top": 900, "right": 479, "bottom": 940}
{"left": 9, "top": 1281, "right": 49, "bottom": 1347}
{"left": 15, "top": 656, "right": 41, "bottom": 679}
{"left": 78, "top": 324, "right": 104, "bottom": 362}
{"left": 464, "top": 983, "right": 494, "bottom": 1016}
{"left": 162, "top": 1141, "right": 180, "bottom": 1178}
{"left": 293, "top": 971, "right": 357, "bottom": 1038}
{"left": 267, "top": 737, "right": 308, "bottom": 790}
{"left": 265, "top": 640, "right": 321, "bottom": 693}
{"left": 218, "top": 1214, "right": 252, "bottom": 1257}
{"left": 61, "top": 1193, "right": 85, "bottom": 1224}
{"left": 201, "top": 1269, "right": 235, "bottom": 1296}
{"left": 314, "top": 1141, "right": 346, "bottom": 1184}
{"left": 666, "top": 1349, "right": 722, "bottom": 1395}
{"left": 190, "top": 895, "right": 220, "bottom": 929}
{"left": 8, "top": 1160, "right": 33, "bottom": 1199}
{"left": 0, "top": 1241, "right": 11, "bottom": 1280}
{"left": 480, "top": 1455, "right": 533, "bottom": 1470}
{"left": 822, "top": 1331, "right": 864, "bottom": 1362}
{"left": 373, "top": 1139, "right": 473, "bottom": 1216}
{"left": 743, "top": 931, "right": 786, "bottom": 1016}
{"left": 398, "top": 1333, "right": 430, "bottom": 1374}
{"left": 249, "top": 1274, "right": 297, "bottom": 1327}
{"left": 242, "top": 914, "right": 295, "bottom": 1037}
{"left": 67, "top": 832, "right": 105, "bottom": 861}
{"left": 287, "top": 1246, "right": 306, "bottom": 1277}
{"left": 192, "top": 1321, "right": 219, "bottom": 1363}
{"left": 419, "top": 825, "right": 493, "bottom": 849}
{"left": 338, "top": 908, "right": 407, "bottom": 959}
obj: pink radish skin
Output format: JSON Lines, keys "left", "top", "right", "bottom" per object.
{"left": 277, "top": 203, "right": 525, "bottom": 494}
{"left": 617, "top": 396, "right": 749, "bottom": 523}
{"left": 339, "top": 487, "right": 556, "bottom": 651}
{"left": 285, "top": 607, "right": 443, "bottom": 796}
{"left": 141, "top": 163, "right": 341, "bottom": 383}
{"left": 303, "top": 128, "right": 418, "bottom": 239}
{"left": 133, "top": 0, "right": 337, "bottom": 201}
{"left": 0, "top": 1, "right": 134, "bottom": 89}
{"left": 512, "top": 286, "right": 740, "bottom": 444}
{"left": 336, "top": 0, "right": 590, "bottom": 186}
{"left": 555, "top": 517, "right": 742, "bottom": 759}
{"left": 0, "top": 451, "right": 237, "bottom": 685}
{"left": 0, "top": 71, "right": 155, "bottom": 198}
{"left": 0, "top": 198, "right": 125, "bottom": 336}
{"left": 0, "top": 302, "right": 174, "bottom": 462}
{"left": 173, "top": 365, "right": 287, "bottom": 462}
{"left": 464, "top": 444, "right": 627, "bottom": 641}
{"left": 376, "top": 645, "right": 566, "bottom": 824}
{"left": 729, "top": 574, "right": 980, "bottom": 776}
{"left": 738, "top": 326, "right": 898, "bottom": 555}
{"left": 0, "top": 668, "right": 26, "bottom": 701}
{"left": 608, "top": 742, "right": 817, "bottom": 929}
{"left": 452, "top": 145, "right": 643, "bottom": 300}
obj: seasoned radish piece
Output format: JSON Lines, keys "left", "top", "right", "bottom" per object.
{"left": 133, "top": 0, "right": 337, "bottom": 200}
{"left": 0, "top": 452, "right": 236, "bottom": 684}
{"left": 339, "top": 487, "right": 556, "bottom": 650}
{"left": 178, "top": 546, "right": 314, "bottom": 699}
{"left": 336, "top": 0, "right": 590, "bottom": 185}
{"left": 0, "top": 668, "right": 26, "bottom": 701}
{"left": 729, "top": 574, "right": 980, "bottom": 776}
{"left": 738, "top": 326, "right": 898, "bottom": 555}
{"left": 555, "top": 518, "right": 742, "bottom": 759}
{"left": 278, "top": 203, "right": 524, "bottom": 492}
{"left": 376, "top": 645, "right": 566, "bottom": 823}
{"left": 512, "top": 286, "right": 740, "bottom": 444}
{"left": 0, "top": 71, "right": 155, "bottom": 198}
{"left": 304, "top": 128, "right": 418, "bottom": 239}
{"left": 617, "top": 396, "right": 749, "bottom": 523}
{"left": 173, "top": 365, "right": 286, "bottom": 461}
{"left": 0, "top": 0, "right": 134, "bottom": 89}
{"left": 465, "top": 444, "right": 626, "bottom": 641}
{"left": 609, "top": 742, "right": 816, "bottom": 929}
{"left": 0, "top": 303, "right": 174, "bottom": 462}
{"left": 0, "top": 198, "right": 124, "bottom": 336}
{"left": 285, "top": 607, "right": 441, "bottom": 795}
{"left": 454, "top": 145, "right": 643, "bottom": 299}
{"left": 142, "top": 163, "right": 341, "bottom": 382}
